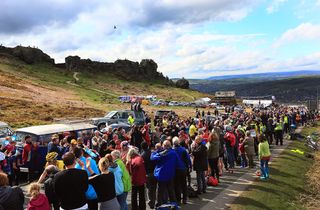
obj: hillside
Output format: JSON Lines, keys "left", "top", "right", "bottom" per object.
{"left": 0, "top": 46, "right": 206, "bottom": 128}
{"left": 190, "top": 76, "right": 320, "bottom": 103}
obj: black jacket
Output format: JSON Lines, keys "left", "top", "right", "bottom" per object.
{"left": 0, "top": 186, "right": 24, "bottom": 210}
{"left": 53, "top": 168, "right": 89, "bottom": 209}
{"left": 192, "top": 144, "right": 208, "bottom": 171}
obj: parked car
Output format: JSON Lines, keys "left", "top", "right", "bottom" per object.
{"left": 13, "top": 123, "right": 97, "bottom": 173}
{"left": 92, "top": 110, "right": 146, "bottom": 130}
{"left": 152, "top": 99, "right": 167, "bottom": 106}
{"left": 168, "top": 101, "right": 179, "bottom": 106}
{"left": 0, "top": 122, "right": 14, "bottom": 145}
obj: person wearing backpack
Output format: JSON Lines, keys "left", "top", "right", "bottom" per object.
{"left": 224, "top": 126, "right": 236, "bottom": 170}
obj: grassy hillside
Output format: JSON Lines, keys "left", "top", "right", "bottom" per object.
{"left": 190, "top": 76, "right": 320, "bottom": 103}
{"left": 0, "top": 56, "right": 207, "bottom": 128}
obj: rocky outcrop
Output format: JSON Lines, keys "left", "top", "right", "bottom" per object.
{"left": 0, "top": 45, "right": 172, "bottom": 84}
{"left": 176, "top": 77, "right": 189, "bottom": 89}
{"left": 0, "top": 46, "right": 54, "bottom": 64}
{"left": 65, "top": 56, "right": 167, "bottom": 81}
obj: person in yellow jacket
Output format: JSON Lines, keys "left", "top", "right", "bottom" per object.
{"left": 258, "top": 134, "right": 271, "bottom": 180}
{"left": 128, "top": 114, "right": 135, "bottom": 125}
{"left": 189, "top": 122, "right": 197, "bottom": 138}
{"left": 274, "top": 120, "right": 283, "bottom": 146}
{"left": 283, "top": 114, "right": 289, "bottom": 133}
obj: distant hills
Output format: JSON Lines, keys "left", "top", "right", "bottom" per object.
{"left": 204, "top": 70, "right": 320, "bottom": 81}
{"left": 189, "top": 71, "right": 320, "bottom": 103}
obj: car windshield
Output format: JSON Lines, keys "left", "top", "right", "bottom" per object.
{"left": 105, "top": 111, "right": 117, "bottom": 118}
{"left": 0, "top": 127, "right": 12, "bottom": 138}
{"left": 14, "top": 132, "right": 38, "bottom": 143}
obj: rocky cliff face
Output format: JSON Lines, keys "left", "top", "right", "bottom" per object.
{"left": 65, "top": 55, "right": 167, "bottom": 81}
{"left": 0, "top": 45, "right": 171, "bottom": 83}
{"left": 0, "top": 46, "right": 54, "bottom": 64}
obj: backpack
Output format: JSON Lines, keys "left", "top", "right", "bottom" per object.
{"left": 187, "top": 185, "right": 198, "bottom": 198}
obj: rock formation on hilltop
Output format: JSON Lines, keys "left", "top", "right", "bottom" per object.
{"left": 64, "top": 55, "right": 166, "bottom": 81}
{"left": 0, "top": 45, "right": 54, "bottom": 64}
{"left": 0, "top": 45, "right": 174, "bottom": 84}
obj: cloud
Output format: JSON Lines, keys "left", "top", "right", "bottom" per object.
{"left": 0, "top": 0, "right": 99, "bottom": 34}
{"left": 0, "top": 0, "right": 259, "bottom": 35}
{"left": 266, "top": 0, "right": 287, "bottom": 14}
{"left": 273, "top": 23, "right": 320, "bottom": 48}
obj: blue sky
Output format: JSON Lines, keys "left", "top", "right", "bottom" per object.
{"left": 1, "top": 0, "right": 320, "bottom": 78}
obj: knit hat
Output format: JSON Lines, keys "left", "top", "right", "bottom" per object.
{"left": 46, "top": 152, "right": 58, "bottom": 162}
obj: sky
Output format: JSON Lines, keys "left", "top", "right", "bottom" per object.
{"left": 1, "top": 0, "right": 320, "bottom": 79}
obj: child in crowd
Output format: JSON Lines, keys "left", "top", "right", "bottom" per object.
{"left": 238, "top": 138, "right": 248, "bottom": 168}
{"left": 27, "top": 183, "right": 50, "bottom": 210}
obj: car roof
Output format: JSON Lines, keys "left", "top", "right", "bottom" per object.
{"left": 16, "top": 123, "right": 97, "bottom": 135}
{"left": 0, "top": 122, "right": 8, "bottom": 127}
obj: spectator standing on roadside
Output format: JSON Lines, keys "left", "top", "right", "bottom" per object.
{"left": 0, "top": 172, "right": 24, "bottom": 210}
{"left": 53, "top": 152, "right": 89, "bottom": 210}
{"left": 192, "top": 135, "right": 208, "bottom": 194}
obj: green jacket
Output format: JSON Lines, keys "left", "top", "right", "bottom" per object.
{"left": 115, "top": 159, "right": 132, "bottom": 192}
{"left": 258, "top": 141, "right": 271, "bottom": 160}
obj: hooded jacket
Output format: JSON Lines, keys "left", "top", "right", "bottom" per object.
{"left": 115, "top": 159, "right": 132, "bottom": 192}
{"left": 27, "top": 193, "right": 50, "bottom": 210}
{"left": 0, "top": 186, "right": 24, "bottom": 210}
{"left": 151, "top": 148, "right": 182, "bottom": 182}
{"left": 109, "top": 163, "right": 124, "bottom": 196}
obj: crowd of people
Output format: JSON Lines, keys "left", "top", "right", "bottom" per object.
{"left": 0, "top": 104, "right": 318, "bottom": 210}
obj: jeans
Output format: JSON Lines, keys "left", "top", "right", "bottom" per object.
{"left": 260, "top": 159, "right": 269, "bottom": 178}
{"left": 157, "top": 180, "right": 176, "bottom": 206}
{"left": 208, "top": 157, "right": 219, "bottom": 179}
{"left": 196, "top": 170, "right": 206, "bottom": 193}
{"left": 226, "top": 147, "right": 235, "bottom": 169}
{"left": 240, "top": 154, "right": 248, "bottom": 167}
{"left": 117, "top": 192, "right": 128, "bottom": 210}
{"left": 132, "top": 185, "right": 146, "bottom": 210}
{"left": 174, "top": 169, "right": 188, "bottom": 202}
{"left": 146, "top": 174, "right": 157, "bottom": 208}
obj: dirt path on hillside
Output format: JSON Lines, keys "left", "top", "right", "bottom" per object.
{"left": 0, "top": 71, "right": 88, "bottom": 107}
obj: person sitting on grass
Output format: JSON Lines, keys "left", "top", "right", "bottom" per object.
{"left": 258, "top": 134, "right": 271, "bottom": 180}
